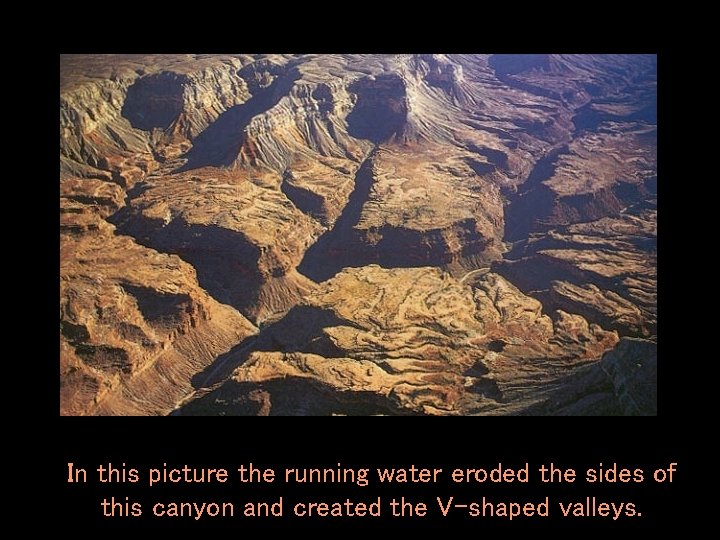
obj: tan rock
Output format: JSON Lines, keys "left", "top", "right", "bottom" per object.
{"left": 178, "top": 266, "right": 617, "bottom": 416}
{"left": 60, "top": 213, "right": 256, "bottom": 415}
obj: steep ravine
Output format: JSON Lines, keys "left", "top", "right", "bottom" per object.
{"left": 297, "top": 148, "right": 378, "bottom": 281}
{"left": 299, "top": 146, "right": 504, "bottom": 282}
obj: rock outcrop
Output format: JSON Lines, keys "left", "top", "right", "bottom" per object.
{"left": 496, "top": 205, "right": 656, "bottom": 337}
{"left": 60, "top": 202, "right": 256, "bottom": 415}
{"left": 299, "top": 143, "right": 506, "bottom": 281}
{"left": 60, "top": 54, "right": 257, "bottom": 182}
{"left": 110, "top": 167, "right": 324, "bottom": 324}
{"left": 176, "top": 266, "right": 617, "bottom": 416}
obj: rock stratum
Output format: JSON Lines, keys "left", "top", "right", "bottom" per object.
{"left": 59, "top": 54, "right": 657, "bottom": 415}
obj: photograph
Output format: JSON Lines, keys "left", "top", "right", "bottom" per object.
{"left": 59, "top": 53, "right": 657, "bottom": 416}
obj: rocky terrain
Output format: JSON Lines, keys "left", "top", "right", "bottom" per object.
{"left": 59, "top": 54, "right": 657, "bottom": 415}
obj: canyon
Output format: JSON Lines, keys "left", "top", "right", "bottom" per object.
{"left": 59, "top": 54, "right": 657, "bottom": 415}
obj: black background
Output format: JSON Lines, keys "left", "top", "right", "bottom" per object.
{"left": 49, "top": 13, "right": 690, "bottom": 535}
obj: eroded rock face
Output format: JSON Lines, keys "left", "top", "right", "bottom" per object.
{"left": 280, "top": 155, "right": 357, "bottom": 227}
{"left": 504, "top": 128, "right": 656, "bottom": 241}
{"left": 298, "top": 144, "right": 506, "bottom": 281}
{"left": 60, "top": 206, "right": 256, "bottom": 415}
{"left": 60, "top": 54, "right": 657, "bottom": 415}
{"left": 111, "top": 168, "right": 323, "bottom": 324}
{"left": 176, "top": 266, "right": 617, "bottom": 416}
{"left": 496, "top": 205, "right": 656, "bottom": 337}
{"left": 60, "top": 56, "right": 253, "bottom": 187}
{"left": 523, "top": 337, "right": 657, "bottom": 416}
